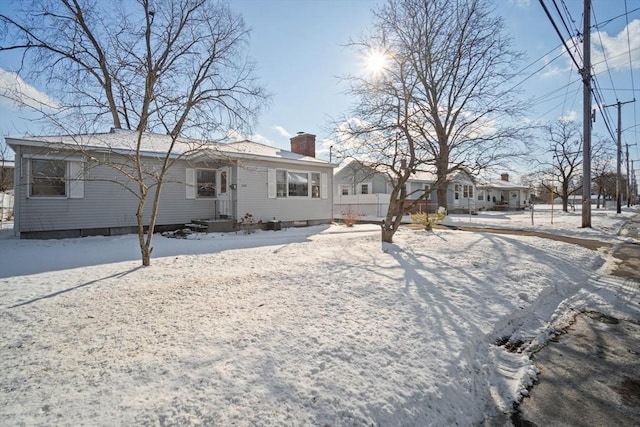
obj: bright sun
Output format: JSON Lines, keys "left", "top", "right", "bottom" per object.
{"left": 363, "top": 48, "right": 390, "bottom": 78}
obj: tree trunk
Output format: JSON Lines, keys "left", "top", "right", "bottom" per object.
{"left": 436, "top": 187, "right": 447, "bottom": 211}
{"left": 136, "top": 193, "right": 150, "bottom": 267}
{"left": 141, "top": 243, "right": 151, "bottom": 267}
{"left": 381, "top": 226, "right": 395, "bottom": 243}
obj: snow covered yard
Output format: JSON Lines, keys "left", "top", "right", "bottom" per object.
{"left": 0, "top": 207, "right": 638, "bottom": 426}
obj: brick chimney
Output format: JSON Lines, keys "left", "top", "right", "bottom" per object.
{"left": 290, "top": 132, "right": 316, "bottom": 158}
{"left": 501, "top": 173, "right": 509, "bottom": 182}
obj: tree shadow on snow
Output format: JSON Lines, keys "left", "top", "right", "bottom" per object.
{"left": 8, "top": 267, "right": 142, "bottom": 309}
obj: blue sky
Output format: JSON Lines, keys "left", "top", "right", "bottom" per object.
{"left": 1, "top": 0, "right": 639, "bottom": 179}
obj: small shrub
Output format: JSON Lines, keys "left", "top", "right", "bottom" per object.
{"left": 411, "top": 211, "right": 446, "bottom": 230}
{"left": 341, "top": 209, "right": 361, "bottom": 227}
{"left": 238, "top": 213, "right": 256, "bottom": 234}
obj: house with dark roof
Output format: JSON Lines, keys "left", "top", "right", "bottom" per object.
{"left": 6, "top": 129, "right": 336, "bottom": 238}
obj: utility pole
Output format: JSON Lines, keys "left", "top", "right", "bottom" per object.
{"left": 603, "top": 99, "right": 635, "bottom": 213}
{"left": 629, "top": 159, "right": 638, "bottom": 205}
{"left": 625, "top": 143, "right": 636, "bottom": 207}
{"left": 581, "top": 0, "right": 591, "bottom": 227}
{"left": 632, "top": 159, "right": 637, "bottom": 205}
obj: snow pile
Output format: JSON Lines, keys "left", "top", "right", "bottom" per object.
{"left": 0, "top": 207, "right": 638, "bottom": 426}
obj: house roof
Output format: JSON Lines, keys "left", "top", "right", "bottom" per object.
{"left": 477, "top": 179, "right": 531, "bottom": 190}
{"left": 5, "top": 129, "right": 334, "bottom": 168}
{"left": 335, "top": 159, "right": 465, "bottom": 183}
{"left": 224, "top": 140, "right": 329, "bottom": 165}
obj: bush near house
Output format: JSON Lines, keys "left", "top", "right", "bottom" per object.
{"left": 410, "top": 211, "right": 446, "bottom": 230}
{"left": 341, "top": 209, "right": 362, "bottom": 227}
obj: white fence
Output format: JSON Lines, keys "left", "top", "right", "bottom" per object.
{"left": 1, "top": 191, "right": 14, "bottom": 221}
{"left": 333, "top": 194, "right": 392, "bottom": 218}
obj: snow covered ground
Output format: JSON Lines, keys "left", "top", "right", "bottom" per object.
{"left": 0, "top": 206, "right": 638, "bottom": 426}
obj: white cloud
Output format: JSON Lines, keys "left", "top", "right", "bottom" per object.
{"left": 509, "top": 0, "right": 530, "bottom": 8}
{"left": 558, "top": 110, "right": 578, "bottom": 122}
{"left": 273, "top": 125, "right": 292, "bottom": 138}
{"left": 0, "top": 68, "right": 59, "bottom": 110}
{"left": 247, "top": 133, "right": 273, "bottom": 145}
{"left": 591, "top": 19, "right": 640, "bottom": 73}
{"left": 562, "top": 19, "right": 640, "bottom": 76}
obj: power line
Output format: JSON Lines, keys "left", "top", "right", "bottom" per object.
{"left": 591, "top": 3, "right": 618, "bottom": 100}
{"left": 538, "top": 0, "right": 582, "bottom": 72}
{"left": 624, "top": 0, "right": 638, "bottom": 161}
{"left": 591, "top": 5, "right": 640, "bottom": 29}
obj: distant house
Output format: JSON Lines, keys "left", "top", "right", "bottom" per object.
{"left": 0, "top": 160, "right": 14, "bottom": 221}
{"left": 6, "top": 130, "right": 335, "bottom": 239}
{"left": 333, "top": 160, "right": 478, "bottom": 216}
{"left": 333, "top": 161, "right": 533, "bottom": 217}
{"left": 0, "top": 159, "right": 14, "bottom": 192}
{"left": 476, "top": 173, "right": 533, "bottom": 210}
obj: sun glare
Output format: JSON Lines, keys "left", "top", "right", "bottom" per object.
{"left": 363, "top": 48, "right": 390, "bottom": 78}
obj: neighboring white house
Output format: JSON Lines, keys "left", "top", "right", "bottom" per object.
{"left": 333, "top": 161, "right": 533, "bottom": 217}
{"left": 0, "top": 159, "right": 14, "bottom": 221}
{"left": 6, "top": 130, "right": 336, "bottom": 239}
{"left": 476, "top": 173, "right": 533, "bottom": 210}
{"left": 333, "top": 160, "right": 479, "bottom": 216}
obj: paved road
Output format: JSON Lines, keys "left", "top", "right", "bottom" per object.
{"left": 513, "top": 214, "right": 640, "bottom": 427}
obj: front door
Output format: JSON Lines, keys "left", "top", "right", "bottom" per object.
{"left": 217, "top": 168, "right": 231, "bottom": 218}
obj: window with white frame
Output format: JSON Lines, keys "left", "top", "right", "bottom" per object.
{"left": 276, "top": 170, "right": 288, "bottom": 197}
{"left": 477, "top": 190, "right": 484, "bottom": 201}
{"left": 287, "top": 171, "right": 309, "bottom": 197}
{"left": 269, "top": 169, "right": 328, "bottom": 199}
{"left": 424, "top": 184, "right": 431, "bottom": 200}
{"left": 360, "top": 183, "right": 370, "bottom": 194}
{"left": 197, "top": 169, "right": 216, "bottom": 197}
{"left": 340, "top": 184, "right": 350, "bottom": 196}
{"left": 311, "top": 173, "right": 320, "bottom": 198}
{"left": 30, "top": 159, "right": 66, "bottom": 197}
{"left": 28, "top": 158, "right": 84, "bottom": 199}
{"left": 454, "top": 184, "right": 460, "bottom": 200}
{"left": 463, "top": 185, "right": 473, "bottom": 199}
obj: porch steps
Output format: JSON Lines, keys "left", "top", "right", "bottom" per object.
{"left": 188, "top": 219, "right": 235, "bottom": 233}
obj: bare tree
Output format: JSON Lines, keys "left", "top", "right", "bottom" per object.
{"left": 335, "top": 0, "right": 528, "bottom": 243}
{"left": 591, "top": 137, "right": 616, "bottom": 208}
{"left": 1, "top": 0, "right": 269, "bottom": 265}
{"left": 0, "top": 143, "right": 12, "bottom": 193}
{"left": 533, "top": 120, "right": 584, "bottom": 212}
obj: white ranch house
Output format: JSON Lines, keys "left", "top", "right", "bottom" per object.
{"left": 7, "top": 130, "right": 335, "bottom": 239}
